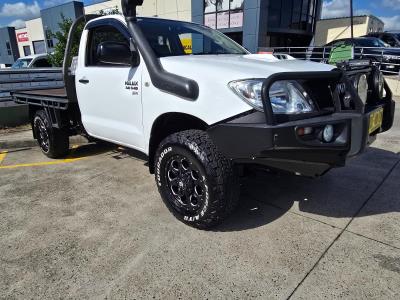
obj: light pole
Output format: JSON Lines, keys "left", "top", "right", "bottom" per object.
{"left": 350, "top": 0, "right": 354, "bottom": 39}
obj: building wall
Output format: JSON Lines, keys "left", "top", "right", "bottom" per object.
{"left": 15, "top": 28, "right": 30, "bottom": 57}
{"left": 0, "top": 27, "right": 19, "bottom": 65}
{"left": 9, "top": 0, "right": 192, "bottom": 62}
{"left": 367, "top": 16, "right": 384, "bottom": 33}
{"left": 193, "top": 0, "right": 321, "bottom": 52}
{"left": 136, "top": 0, "right": 191, "bottom": 21}
{"left": 314, "top": 16, "right": 384, "bottom": 46}
{"left": 85, "top": 0, "right": 191, "bottom": 21}
{"left": 41, "top": 1, "right": 84, "bottom": 53}
{"left": 15, "top": 18, "right": 45, "bottom": 57}
{"left": 84, "top": 0, "right": 121, "bottom": 14}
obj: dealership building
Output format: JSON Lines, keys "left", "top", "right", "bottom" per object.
{"left": 0, "top": 0, "right": 322, "bottom": 66}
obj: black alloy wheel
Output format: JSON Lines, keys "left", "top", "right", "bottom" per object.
{"left": 32, "top": 110, "right": 70, "bottom": 158}
{"left": 165, "top": 154, "right": 207, "bottom": 214}
{"left": 154, "top": 130, "right": 239, "bottom": 229}
{"left": 34, "top": 116, "right": 50, "bottom": 153}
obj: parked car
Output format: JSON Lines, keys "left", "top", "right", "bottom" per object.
{"left": 365, "top": 32, "right": 400, "bottom": 48}
{"left": 310, "top": 37, "right": 400, "bottom": 73}
{"left": 11, "top": 54, "right": 52, "bottom": 69}
{"left": 5, "top": 0, "right": 395, "bottom": 229}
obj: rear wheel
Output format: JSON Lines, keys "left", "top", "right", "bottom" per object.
{"left": 154, "top": 130, "right": 239, "bottom": 229}
{"left": 33, "top": 110, "right": 69, "bottom": 158}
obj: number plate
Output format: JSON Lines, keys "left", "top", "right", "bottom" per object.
{"left": 369, "top": 108, "right": 384, "bottom": 134}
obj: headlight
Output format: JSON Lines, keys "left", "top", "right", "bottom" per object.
{"left": 229, "top": 79, "right": 316, "bottom": 114}
{"left": 353, "top": 74, "right": 368, "bottom": 104}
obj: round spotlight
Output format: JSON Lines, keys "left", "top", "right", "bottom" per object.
{"left": 354, "top": 74, "right": 368, "bottom": 104}
{"left": 323, "top": 125, "right": 334, "bottom": 143}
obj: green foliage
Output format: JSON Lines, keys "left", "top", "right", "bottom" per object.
{"left": 99, "top": 6, "right": 120, "bottom": 16}
{"left": 47, "top": 7, "right": 120, "bottom": 67}
{"left": 47, "top": 15, "right": 83, "bottom": 67}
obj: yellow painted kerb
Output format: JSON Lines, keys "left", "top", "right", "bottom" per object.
{"left": 0, "top": 157, "right": 84, "bottom": 169}
{"left": 0, "top": 145, "right": 84, "bottom": 169}
{"left": 0, "top": 151, "right": 7, "bottom": 165}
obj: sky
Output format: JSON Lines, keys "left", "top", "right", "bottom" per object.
{"left": 0, "top": 0, "right": 399, "bottom": 30}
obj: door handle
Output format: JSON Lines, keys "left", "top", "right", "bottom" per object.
{"left": 79, "top": 78, "right": 89, "bottom": 84}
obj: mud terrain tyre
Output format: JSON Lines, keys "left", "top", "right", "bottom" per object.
{"left": 33, "top": 110, "right": 69, "bottom": 158}
{"left": 154, "top": 130, "right": 239, "bottom": 229}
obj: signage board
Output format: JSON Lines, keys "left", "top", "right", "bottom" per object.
{"left": 17, "top": 32, "right": 29, "bottom": 42}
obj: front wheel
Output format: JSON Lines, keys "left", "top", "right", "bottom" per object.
{"left": 33, "top": 110, "right": 69, "bottom": 158}
{"left": 154, "top": 130, "right": 239, "bottom": 229}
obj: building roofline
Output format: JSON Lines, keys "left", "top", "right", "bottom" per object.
{"left": 24, "top": 16, "right": 43, "bottom": 22}
{"left": 320, "top": 15, "right": 383, "bottom": 23}
{"left": 85, "top": 0, "right": 111, "bottom": 6}
{"left": 40, "top": 0, "right": 83, "bottom": 12}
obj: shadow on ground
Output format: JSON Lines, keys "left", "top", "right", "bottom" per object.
{"left": 216, "top": 147, "right": 400, "bottom": 232}
{"left": 67, "top": 142, "right": 148, "bottom": 164}
{"left": 66, "top": 143, "right": 400, "bottom": 232}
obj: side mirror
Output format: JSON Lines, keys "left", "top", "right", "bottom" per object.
{"left": 97, "top": 41, "right": 139, "bottom": 67}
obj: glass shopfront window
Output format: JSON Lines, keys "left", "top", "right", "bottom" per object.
{"left": 267, "top": 0, "right": 317, "bottom": 32}
{"left": 204, "top": 0, "right": 244, "bottom": 29}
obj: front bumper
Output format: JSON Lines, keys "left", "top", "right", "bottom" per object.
{"left": 208, "top": 70, "right": 395, "bottom": 177}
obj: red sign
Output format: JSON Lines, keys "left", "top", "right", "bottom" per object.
{"left": 17, "top": 32, "right": 29, "bottom": 42}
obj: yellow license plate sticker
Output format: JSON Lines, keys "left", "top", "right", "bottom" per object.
{"left": 369, "top": 108, "right": 383, "bottom": 134}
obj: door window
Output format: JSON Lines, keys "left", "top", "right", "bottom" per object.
{"left": 87, "top": 25, "right": 130, "bottom": 66}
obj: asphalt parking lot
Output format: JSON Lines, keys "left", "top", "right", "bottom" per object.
{"left": 1, "top": 105, "right": 400, "bottom": 299}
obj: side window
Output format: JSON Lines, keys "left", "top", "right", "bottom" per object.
{"left": 147, "top": 35, "right": 173, "bottom": 57}
{"left": 87, "top": 25, "right": 130, "bottom": 66}
{"left": 179, "top": 33, "right": 192, "bottom": 54}
{"left": 32, "top": 58, "right": 51, "bottom": 68}
{"left": 382, "top": 35, "right": 396, "bottom": 47}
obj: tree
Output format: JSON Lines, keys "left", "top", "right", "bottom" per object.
{"left": 99, "top": 6, "right": 120, "bottom": 16}
{"left": 47, "top": 7, "right": 120, "bottom": 67}
{"left": 47, "top": 15, "right": 83, "bottom": 67}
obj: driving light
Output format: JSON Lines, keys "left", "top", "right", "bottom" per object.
{"left": 353, "top": 74, "right": 368, "bottom": 104}
{"left": 323, "top": 125, "right": 334, "bottom": 143}
{"left": 297, "top": 127, "right": 313, "bottom": 136}
{"left": 229, "top": 80, "right": 316, "bottom": 114}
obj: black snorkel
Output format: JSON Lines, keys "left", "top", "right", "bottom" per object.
{"left": 121, "top": 0, "right": 199, "bottom": 100}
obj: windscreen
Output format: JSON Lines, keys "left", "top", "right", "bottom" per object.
{"left": 136, "top": 18, "right": 248, "bottom": 57}
{"left": 11, "top": 58, "right": 32, "bottom": 69}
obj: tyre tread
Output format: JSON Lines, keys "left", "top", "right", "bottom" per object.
{"left": 155, "top": 129, "right": 239, "bottom": 229}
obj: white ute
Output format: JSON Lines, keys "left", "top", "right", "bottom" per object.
{"left": 10, "top": 0, "right": 395, "bottom": 228}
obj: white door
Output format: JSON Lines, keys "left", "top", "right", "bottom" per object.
{"left": 75, "top": 23, "right": 145, "bottom": 151}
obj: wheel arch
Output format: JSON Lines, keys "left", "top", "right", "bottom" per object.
{"left": 148, "top": 112, "right": 209, "bottom": 174}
